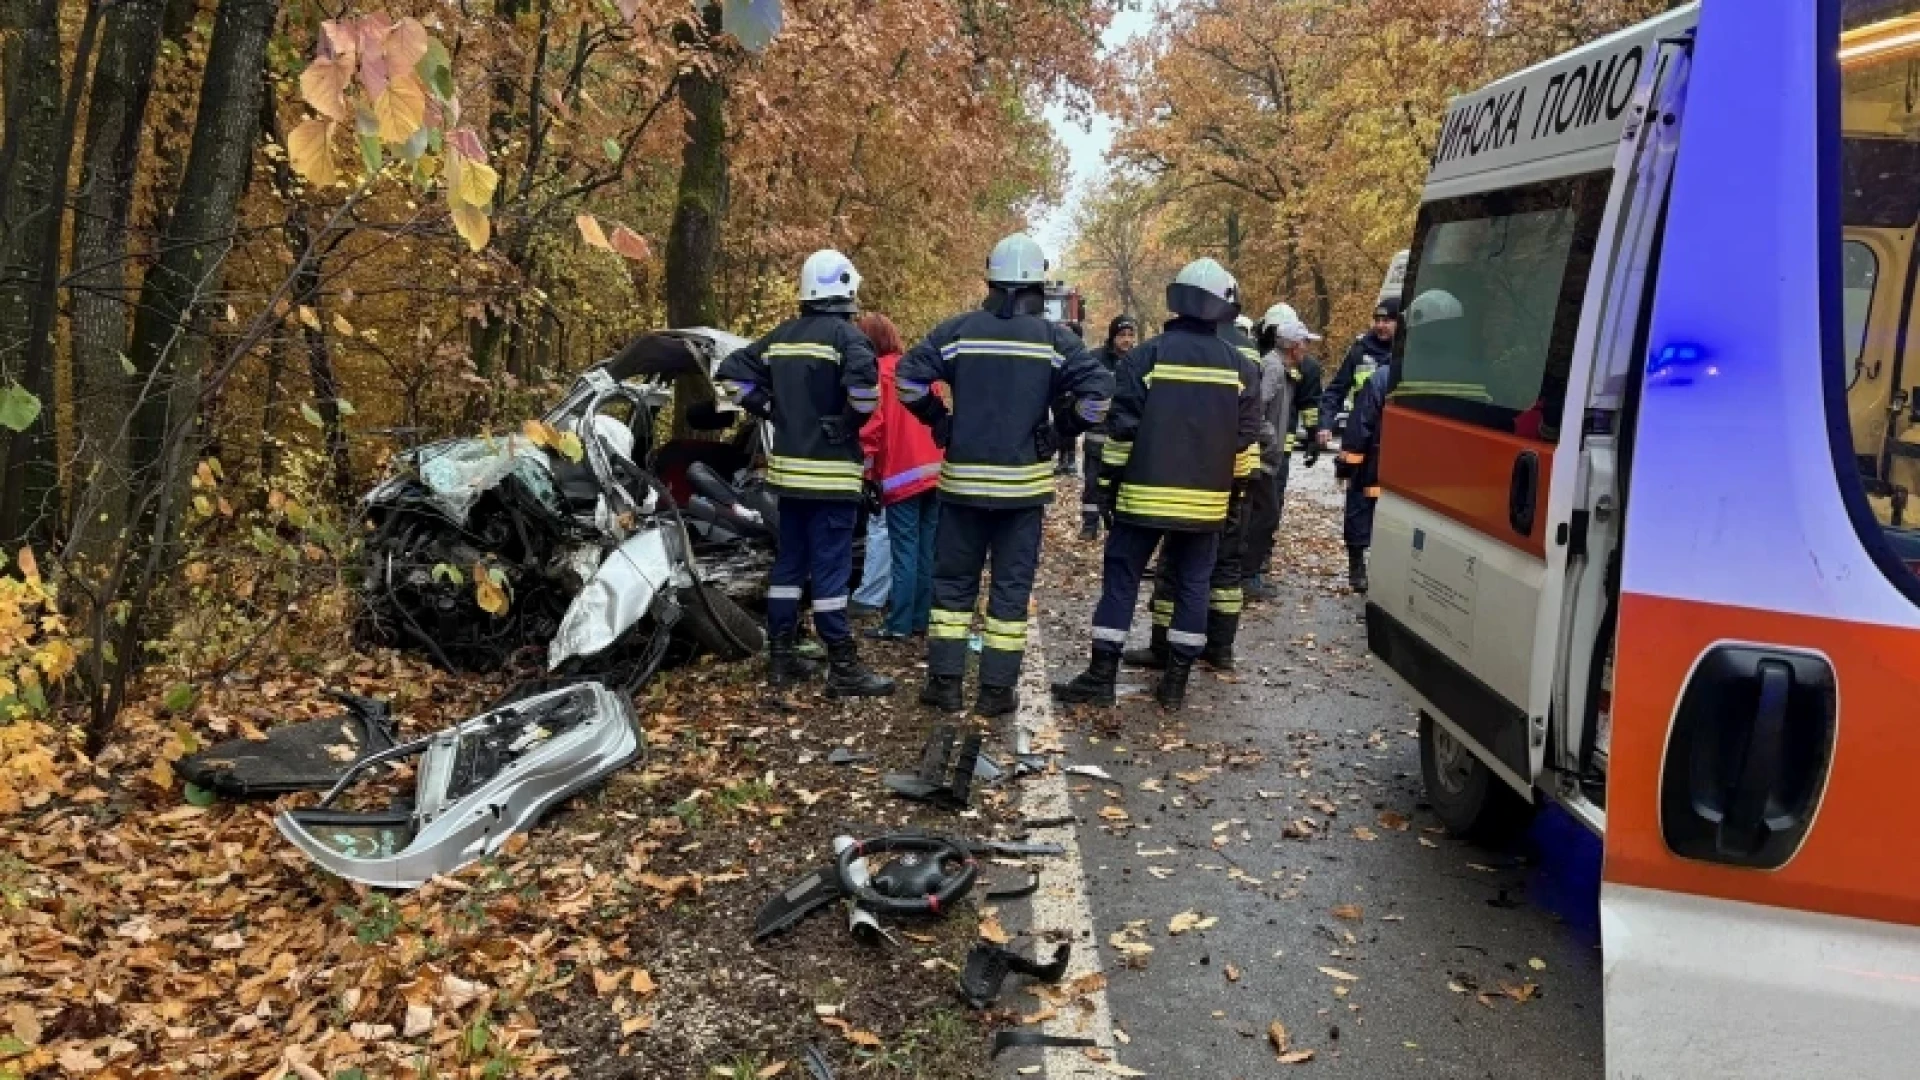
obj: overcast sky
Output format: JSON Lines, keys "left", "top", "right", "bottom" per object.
{"left": 1032, "top": 2, "right": 1161, "bottom": 255}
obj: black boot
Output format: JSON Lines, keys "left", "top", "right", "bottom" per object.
{"left": 1243, "top": 574, "right": 1276, "bottom": 601}
{"left": 1122, "top": 625, "right": 1169, "bottom": 670}
{"left": 825, "top": 639, "right": 896, "bottom": 698}
{"left": 768, "top": 634, "right": 821, "bottom": 688}
{"left": 918, "top": 673, "right": 964, "bottom": 712}
{"left": 1155, "top": 655, "right": 1194, "bottom": 711}
{"left": 1347, "top": 547, "right": 1369, "bottom": 594}
{"left": 974, "top": 684, "right": 1019, "bottom": 718}
{"left": 1051, "top": 649, "right": 1120, "bottom": 706}
{"left": 1200, "top": 613, "right": 1236, "bottom": 671}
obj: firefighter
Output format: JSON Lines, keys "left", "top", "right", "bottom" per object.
{"left": 1242, "top": 303, "right": 1324, "bottom": 601}
{"left": 1079, "top": 315, "right": 1137, "bottom": 540}
{"left": 1318, "top": 297, "right": 1400, "bottom": 452}
{"left": 1340, "top": 289, "right": 1460, "bottom": 591}
{"left": 716, "top": 249, "right": 895, "bottom": 697}
{"left": 1052, "top": 259, "right": 1260, "bottom": 712}
{"left": 897, "top": 234, "right": 1113, "bottom": 718}
{"left": 1121, "top": 310, "right": 1262, "bottom": 671}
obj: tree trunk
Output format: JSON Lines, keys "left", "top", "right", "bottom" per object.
{"left": 467, "top": 0, "right": 529, "bottom": 381}
{"left": 67, "top": 0, "right": 170, "bottom": 565}
{"left": 123, "top": 0, "right": 279, "bottom": 538}
{"left": 0, "top": 0, "right": 66, "bottom": 547}
{"left": 258, "top": 87, "right": 352, "bottom": 499}
{"left": 665, "top": 3, "right": 728, "bottom": 329}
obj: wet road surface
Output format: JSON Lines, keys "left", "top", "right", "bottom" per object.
{"left": 1012, "top": 460, "right": 1606, "bottom": 1078}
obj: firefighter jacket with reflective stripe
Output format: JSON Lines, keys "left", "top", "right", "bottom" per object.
{"left": 1340, "top": 359, "right": 1396, "bottom": 498}
{"left": 717, "top": 312, "right": 878, "bottom": 501}
{"left": 1221, "top": 323, "right": 1264, "bottom": 480}
{"left": 896, "top": 308, "right": 1112, "bottom": 508}
{"left": 1321, "top": 331, "right": 1395, "bottom": 435}
{"left": 1101, "top": 317, "right": 1261, "bottom": 531}
{"left": 1083, "top": 343, "right": 1128, "bottom": 444}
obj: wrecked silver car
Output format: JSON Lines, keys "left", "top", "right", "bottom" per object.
{"left": 275, "top": 682, "right": 641, "bottom": 889}
{"left": 356, "top": 329, "right": 771, "bottom": 687}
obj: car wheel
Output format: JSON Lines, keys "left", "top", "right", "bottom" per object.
{"left": 680, "top": 581, "right": 764, "bottom": 660}
{"left": 1418, "top": 712, "right": 1537, "bottom": 847}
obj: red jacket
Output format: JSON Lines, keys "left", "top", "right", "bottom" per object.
{"left": 861, "top": 352, "right": 943, "bottom": 504}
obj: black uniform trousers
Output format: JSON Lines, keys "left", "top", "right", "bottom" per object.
{"left": 1241, "top": 455, "right": 1288, "bottom": 584}
{"left": 927, "top": 502, "right": 1044, "bottom": 688}
{"left": 1344, "top": 482, "right": 1378, "bottom": 550}
{"left": 1147, "top": 480, "right": 1247, "bottom": 646}
{"left": 767, "top": 497, "right": 857, "bottom": 643}
{"left": 1094, "top": 522, "right": 1219, "bottom": 662}
{"left": 1079, "top": 436, "right": 1106, "bottom": 532}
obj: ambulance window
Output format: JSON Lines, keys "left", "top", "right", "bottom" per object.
{"left": 1833, "top": 1, "right": 1920, "bottom": 591}
{"left": 1395, "top": 172, "right": 1611, "bottom": 440}
{"left": 1841, "top": 241, "right": 1876, "bottom": 368}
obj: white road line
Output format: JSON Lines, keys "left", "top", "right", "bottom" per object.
{"left": 1014, "top": 632, "right": 1125, "bottom": 1077}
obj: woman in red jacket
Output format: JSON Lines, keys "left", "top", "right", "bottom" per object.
{"left": 858, "top": 313, "right": 944, "bottom": 639}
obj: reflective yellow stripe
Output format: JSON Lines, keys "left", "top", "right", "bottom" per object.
{"left": 1150, "top": 598, "right": 1173, "bottom": 627}
{"left": 983, "top": 616, "right": 1026, "bottom": 636}
{"left": 770, "top": 472, "right": 863, "bottom": 494}
{"left": 938, "top": 478, "right": 1055, "bottom": 500}
{"left": 766, "top": 343, "right": 841, "bottom": 363}
{"left": 1210, "top": 588, "right": 1242, "bottom": 602}
{"left": 942, "top": 461, "right": 1053, "bottom": 482}
{"left": 1209, "top": 586, "right": 1243, "bottom": 615}
{"left": 1284, "top": 434, "right": 1300, "bottom": 451}
{"left": 929, "top": 608, "right": 972, "bottom": 639}
{"left": 982, "top": 631, "right": 1025, "bottom": 652}
{"left": 943, "top": 338, "right": 1061, "bottom": 363}
{"left": 1102, "top": 441, "right": 1133, "bottom": 466}
{"left": 1235, "top": 444, "right": 1260, "bottom": 478}
{"left": 1151, "top": 600, "right": 1174, "bottom": 613}
{"left": 1300, "top": 408, "right": 1320, "bottom": 425}
{"left": 771, "top": 455, "right": 864, "bottom": 477}
{"left": 1144, "top": 364, "right": 1244, "bottom": 388}
{"left": 1116, "top": 483, "right": 1231, "bottom": 521}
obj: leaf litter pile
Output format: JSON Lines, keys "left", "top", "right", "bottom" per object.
{"left": 1, "top": 636, "right": 1027, "bottom": 1080}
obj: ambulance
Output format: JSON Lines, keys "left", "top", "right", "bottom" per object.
{"left": 1366, "top": 0, "right": 1920, "bottom": 1072}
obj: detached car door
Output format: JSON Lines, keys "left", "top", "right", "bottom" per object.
{"left": 1603, "top": 1, "right": 1920, "bottom": 1075}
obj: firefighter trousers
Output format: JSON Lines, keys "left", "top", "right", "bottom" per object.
{"left": 927, "top": 502, "right": 1044, "bottom": 688}
{"left": 1241, "top": 453, "right": 1291, "bottom": 583}
{"left": 767, "top": 497, "right": 858, "bottom": 643}
{"left": 1094, "top": 522, "right": 1219, "bottom": 662}
{"left": 1343, "top": 482, "right": 1378, "bottom": 550}
{"left": 1080, "top": 435, "right": 1106, "bottom": 532}
{"left": 1149, "top": 481, "right": 1246, "bottom": 647}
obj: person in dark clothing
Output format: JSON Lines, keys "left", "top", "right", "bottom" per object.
{"left": 1079, "top": 315, "right": 1137, "bottom": 539}
{"left": 1055, "top": 321, "right": 1090, "bottom": 474}
{"left": 1052, "top": 259, "right": 1261, "bottom": 713}
{"left": 1241, "top": 303, "right": 1324, "bottom": 601}
{"left": 1122, "top": 313, "right": 1262, "bottom": 671}
{"left": 1318, "top": 297, "right": 1400, "bottom": 452}
{"left": 896, "top": 234, "right": 1113, "bottom": 718}
{"left": 717, "top": 249, "right": 896, "bottom": 697}
{"left": 1337, "top": 289, "right": 1457, "bottom": 591}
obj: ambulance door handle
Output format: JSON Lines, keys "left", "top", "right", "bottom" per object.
{"left": 1660, "top": 647, "right": 1836, "bottom": 870}
{"left": 1508, "top": 451, "right": 1539, "bottom": 537}
{"left": 1715, "top": 660, "right": 1790, "bottom": 858}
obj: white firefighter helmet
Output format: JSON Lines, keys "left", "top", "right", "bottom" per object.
{"left": 1260, "top": 302, "right": 1321, "bottom": 343}
{"left": 799, "top": 249, "right": 862, "bottom": 305}
{"left": 1167, "top": 258, "right": 1240, "bottom": 323}
{"left": 986, "top": 233, "right": 1050, "bottom": 286}
{"left": 1234, "top": 314, "right": 1255, "bottom": 333}
{"left": 1405, "top": 288, "right": 1464, "bottom": 329}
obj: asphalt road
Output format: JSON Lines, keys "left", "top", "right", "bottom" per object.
{"left": 1015, "top": 459, "right": 1606, "bottom": 1079}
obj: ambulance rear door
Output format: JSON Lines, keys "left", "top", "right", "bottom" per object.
{"left": 1603, "top": 1, "right": 1920, "bottom": 1074}
{"left": 1368, "top": 8, "right": 1695, "bottom": 802}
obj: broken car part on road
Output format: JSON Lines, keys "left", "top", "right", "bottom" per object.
{"left": 884, "top": 725, "right": 989, "bottom": 810}
{"left": 177, "top": 690, "right": 398, "bottom": 798}
{"left": 755, "top": 830, "right": 1056, "bottom": 942}
{"left": 959, "top": 942, "right": 1071, "bottom": 1009}
{"left": 276, "top": 682, "right": 642, "bottom": 889}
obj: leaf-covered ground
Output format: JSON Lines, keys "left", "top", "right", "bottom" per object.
{"left": 0, "top": 624, "right": 1053, "bottom": 1080}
